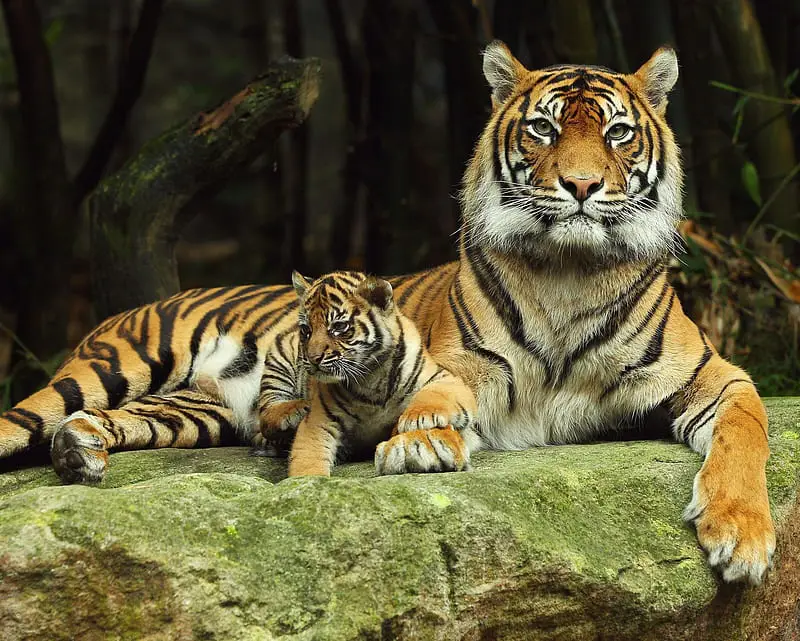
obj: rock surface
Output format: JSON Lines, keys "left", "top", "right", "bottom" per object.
{"left": 1, "top": 398, "right": 799, "bottom": 641}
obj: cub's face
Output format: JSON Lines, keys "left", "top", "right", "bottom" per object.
{"left": 292, "top": 271, "right": 396, "bottom": 385}
{"left": 464, "top": 42, "right": 683, "bottom": 265}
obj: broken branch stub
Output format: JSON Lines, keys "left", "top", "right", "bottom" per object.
{"left": 87, "top": 55, "right": 322, "bottom": 320}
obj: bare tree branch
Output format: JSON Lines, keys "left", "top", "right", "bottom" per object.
{"left": 72, "top": 0, "right": 164, "bottom": 205}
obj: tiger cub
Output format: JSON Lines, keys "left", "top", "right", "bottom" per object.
{"left": 262, "top": 270, "right": 477, "bottom": 477}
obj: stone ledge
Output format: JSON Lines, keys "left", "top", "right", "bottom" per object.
{"left": 1, "top": 398, "right": 798, "bottom": 640}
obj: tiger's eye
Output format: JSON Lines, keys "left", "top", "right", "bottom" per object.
{"left": 330, "top": 320, "right": 350, "bottom": 337}
{"left": 607, "top": 123, "right": 632, "bottom": 141}
{"left": 298, "top": 323, "right": 311, "bottom": 341}
{"left": 530, "top": 118, "right": 555, "bottom": 137}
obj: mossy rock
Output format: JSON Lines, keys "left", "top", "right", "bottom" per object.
{"left": 1, "top": 398, "right": 799, "bottom": 640}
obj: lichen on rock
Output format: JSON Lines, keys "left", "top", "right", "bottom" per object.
{"left": 1, "top": 398, "right": 799, "bottom": 640}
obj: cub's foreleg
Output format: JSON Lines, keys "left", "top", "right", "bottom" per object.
{"left": 674, "top": 353, "right": 774, "bottom": 585}
{"left": 51, "top": 390, "right": 240, "bottom": 483}
{"left": 257, "top": 330, "right": 308, "bottom": 456}
{"left": 287, "top": 409, "right": 340, "bottom": 477}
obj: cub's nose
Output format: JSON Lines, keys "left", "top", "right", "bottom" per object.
{"left": 559, "top": 176, "right": 604, "bottom": 202}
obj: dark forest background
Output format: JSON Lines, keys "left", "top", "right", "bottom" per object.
{"left": 0, "top": 0, "right": 798, "bottom": 406}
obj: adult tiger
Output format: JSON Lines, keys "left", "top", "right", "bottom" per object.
{"left": 0, "top": 43, "right": 773, "bottom": 585}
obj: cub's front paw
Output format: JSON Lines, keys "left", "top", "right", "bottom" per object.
{"left": 51, "top": 412, "right": 109, "bottom": 484}
{"left": 685, "top": 483, "right": 776, "bottom": 585}
{"left": 261, "top": 399, "right": 309, "bottom": 436}
{"left": 375, "top": 428, "right": 469, "bottom": 475}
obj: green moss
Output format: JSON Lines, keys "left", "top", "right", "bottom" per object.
{"left": 0, "top": 398, "right": 798, "bottom": 640}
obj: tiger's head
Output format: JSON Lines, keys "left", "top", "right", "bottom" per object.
{"left": 462, "top": 41, "right": 683, "bottom": 266}
{"left": 292, "top": 270, "right": 397, "bottom": 385}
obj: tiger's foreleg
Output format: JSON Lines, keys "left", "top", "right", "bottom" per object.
{"left": 50, "top": 390, "right": 240, "bottom": 484}
{"left": 674, "top": 354, "right": 775, "bottom": 584}
{"left": 376, "top": 373, "right": 477, "bottom": 475}
{"left": 395, "top": 372, "right": 477, "bottom": 433}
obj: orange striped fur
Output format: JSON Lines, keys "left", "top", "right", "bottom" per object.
{"left": 0, "top": 43, "right": 773, "bottom": 584}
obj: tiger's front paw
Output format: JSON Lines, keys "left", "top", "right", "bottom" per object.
{"left": 375, "top": 428, "right": 469, "bottom": 475}
{"left": 51, "top": 412, "right": 110, "bottom": 484}
{"left": 684, "top": 478, "right": 776, "bottom": 585}
{"left": 396, "top": 403, "right": 470, "bottom": 433}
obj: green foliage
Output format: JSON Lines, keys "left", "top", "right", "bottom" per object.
{"left": 740, "top": 161, "right": 762, "bottom": 206}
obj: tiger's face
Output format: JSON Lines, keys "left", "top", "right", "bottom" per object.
{"left": 462, "top": 42, "right": 683, "bottom": 265}
{"left": 292, "top": 271, "right": 396, "bottom": 385}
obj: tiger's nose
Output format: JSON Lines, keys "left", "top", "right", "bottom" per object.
{"left": 559, "top": 176, "right": 604, "bottom": 202}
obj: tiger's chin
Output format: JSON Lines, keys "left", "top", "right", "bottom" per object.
{"left": 481, "top": 205, "right": 678, "bottom": 269}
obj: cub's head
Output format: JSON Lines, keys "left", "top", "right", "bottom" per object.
{"left": 462, "top": 41, "right": 683, "bottom": 265}
{"left": 292, "top": 270, "right": 397, "bottom": 384}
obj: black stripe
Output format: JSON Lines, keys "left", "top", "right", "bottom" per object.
{"left": 682, "top": 378, "right": 751, "bottom": 443}
{"left": 601, "top": 291, "right": 675, "bottom": 399}
{"left": 396, "top": 270, "right": 432, "bottom": 307}
{"left": 681, "top": 329, "right": 714, "bottom": 396}
{"left": 85, "top": 338, "right": 129, "bottom": 408}
{"left": 221, "top": 332, "right": 259, "bottom": 378}
{"left": 5, "top": 408, "right": 44, "bottom": 438}
{"left": 450, "top": 278, "right": 516, "bottom": 411}
{"left": 573, "top": 262, "right": 663, "bottom": 321}
{"left": 329, "top": 386, "right": 361, "bottom": 424}
{"left": 401, "top": 343, "right": 426, "bottom": 396}
{"left": 182, "top": 287, "right": 290, "bottom": 387}
{"left": 318, "top": 393, "right": 343, "bottom": 427}
{"left": 384, "top": 324, "right": 407, "bottom": 400}
{"left": 466, "top": 244, "right": 552, "bottom": 383}
{"left": 53, "top": 377, "right": 84, "bottom": 415}
{"left": 558, "top": 273, "right": 667, "bottom": 385}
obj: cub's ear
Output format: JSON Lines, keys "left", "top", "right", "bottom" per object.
{"left": 483, "top": 40, "right": 527, "bottom": 106}
{"left": 292, "top": 271, "right": 311, "bottom": 298}
{"left": 634, "top": 46, "right": 679, "bottom": 115}
{"left": 356, "top": 277, "right": 394, "bottom": 313}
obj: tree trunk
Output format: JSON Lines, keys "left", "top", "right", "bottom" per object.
{"left": 550, "top": 0, "right": 598, "bottom": 64}
{"left": 1, "top": 0, "right": 74, "bottom": 364}
{"left": 427, "top": 0, "right": 488, "bottom": 250}
{"left": 361, "top": 0, "right": 417, "bottom": 274}
{"left": 88, "top": 57, "right": 321, "bottom": 319}
{"left": 324, "top": 0, "right": 366, "bottom": 268}
{"left": 710, "top": 0, "right": 798, "bottom": 249}
{"left": 281, "top": 0, "right": 309, "bottom": 275}
{"left": 672, "top": 0, "right": 733, "bottom": 229}
{"left": 624, "top": 0, "right": 698, "bottom": 216}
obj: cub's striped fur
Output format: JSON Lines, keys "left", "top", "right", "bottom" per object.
{"left": 0, "top": 43, "right": 773, "bottom": 584}
{"left": 280, "top": 271, "right": 474, "bottom": 476}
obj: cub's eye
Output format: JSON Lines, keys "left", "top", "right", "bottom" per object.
{"left": 529, "top": 118, "right": 555, "bottom": 137}
{"left": 298, "top": 323, "right": 311, "bottom": 341}
{"left": 607, "top": 123, "right": 632, "bottom": 141}
{"left": 329, "top": 320, "right": 351, "bottom": 337}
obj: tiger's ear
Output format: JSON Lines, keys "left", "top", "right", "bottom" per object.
{"left": 483, "top": 40, "right": 527, "bottom": 106}
{"left": 356, "top": 277, "right": 394, "bottom": 313}
{"left": 291, "top": 271, "right": 311, "bottom": 298}
{"left": 634, "top": 47, "right": 679, "bottom": 115}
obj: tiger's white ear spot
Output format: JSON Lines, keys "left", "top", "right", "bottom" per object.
{"left": 291, "top": 271, "right": 310, "bottom": 298}
{"left": 635, "top": 47, "right": 679, "bottom": 114}
{"left": 483, "top": 40, "right": 525, "bottom": 105}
